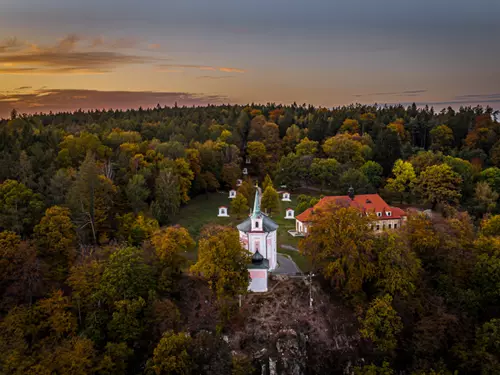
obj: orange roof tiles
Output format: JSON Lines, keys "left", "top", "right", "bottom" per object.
{"left": 295, "top": 194, "right": 406, "bottom": 222}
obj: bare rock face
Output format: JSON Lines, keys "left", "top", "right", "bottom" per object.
{"left": 229, "top": 279, "right": 362, "bottom": 374}
{"left": 275, "top": 329, "right": 307, "bottom": 375}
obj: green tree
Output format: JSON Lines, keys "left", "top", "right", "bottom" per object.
{"left": 96, "top": 342, "right": 133, "bottom": 375}
{"left": 480, "top": 167, "right": 500, "bottom": 193}
{"left": 108, "top": 297, "right": 147, "bottom": 343}
{"left": 340, "top": 169, "right": 372, "bottom": 193}
{"left": 415, "top": 164, "right": 462, "bottom": 209}
{"left": 261, "top": 185, "right": 279, "bottom": 215}
{"left": 473, "top": 319, "right": 500, "bottom": 373}
{"left": 191, "top": 227, "right": 251, "bottom": 301}
{"left": 125, "top": 174, "right": 149, "bottom": 214}
{"left": 0, "top": 179, "right": 44, "bottom": 235}
{"left": 354, "top": 362, "right": 394, "bottom": 375}
{"left": 359, "top": 294, "right": 403, "bottom": 353}
{"left": 67, "top": 152, "right": 117, "bottom": 243}
{"left": 148, "top": 331, "right": 192, "bottom": 375}
{"left": 152, "top": 168, "right": 181, "bottom": 225}
{"left": 361, "top": 161, "right": 384, "bottom": 189}
{"left": 310, "top": 158, "right": 341, "bottom": 192}
{"left": 231, "top": 194, "right": 249, "bottom": 219}
{"left": 100, "top": 247, "right": 155, "bottom": 302}
{"left": 385, "top": 159, "right": 416, "bottom": 203}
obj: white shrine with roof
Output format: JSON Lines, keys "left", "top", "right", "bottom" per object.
{"left": 237, "top": 186, "right": 278, "bottom": 272}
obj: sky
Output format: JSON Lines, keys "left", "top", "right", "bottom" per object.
{"left": 0, "top": 0, "right": 499, "bottom": 118}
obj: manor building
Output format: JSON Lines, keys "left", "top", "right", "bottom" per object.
{"left": 295, "top": 190, "right": 406, "bottom": 235}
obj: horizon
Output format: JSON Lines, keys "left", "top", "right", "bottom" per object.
{"left": 1, "top": 0, "right": 499, "bottom": 118}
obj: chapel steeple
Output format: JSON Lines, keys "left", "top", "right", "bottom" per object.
{"left": 251, "top": 184, "right": 263, "bottom": 231}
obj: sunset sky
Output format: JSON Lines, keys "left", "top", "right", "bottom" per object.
{"left": 1, "top": 0, "right": 499, "bottom": 118}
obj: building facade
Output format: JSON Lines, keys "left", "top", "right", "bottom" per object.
{"left": 295, "top": 192, "right": 406, "bottom": 235}
{"left": 237, "top": 187, "right": 278, "bottom": 271}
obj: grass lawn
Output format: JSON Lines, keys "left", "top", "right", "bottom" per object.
{"left": 172, "top": 189, "right": 318, "bottom": 267}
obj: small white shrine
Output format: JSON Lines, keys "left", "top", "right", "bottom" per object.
{"left": 285, "top": 208, "right": 295, "bottom": 219}
{"left": 218, "top": 206, "right": 229, "bottom": 217}
{"left": 282, "top": 192, "right": 291, "bottom": 202}
{"left": 237, "top": 186, "right": 279, "bottom": 293}
{"left": 236, "top": 179, "right": 243, "bottom": 187}
{"left": 229, "top": 189, "right": 237, "bottom": 199}
{"left": 242, "top": 168, "right": 248, "bottom": 175}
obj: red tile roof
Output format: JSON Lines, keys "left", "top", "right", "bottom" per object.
{"left": 295, "top": 194, "right": 406, "bottom": 222}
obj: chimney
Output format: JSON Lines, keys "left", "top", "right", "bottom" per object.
{"left": 348, "top": 186, "right": 355, "bottom": 200}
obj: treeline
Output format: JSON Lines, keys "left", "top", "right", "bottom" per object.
{"left": 0, "top": 103, "right": 499, "bottom": 374}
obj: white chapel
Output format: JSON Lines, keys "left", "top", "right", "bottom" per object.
{"left": 237, "top": 186, "right": 278, "bottom": 271}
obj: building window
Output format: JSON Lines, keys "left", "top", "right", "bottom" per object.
{"left": 394, "top": 224, "right": 398, "bottom": 229}
{"left": 386, "top": 211, "right": 391, "bottom": 216}
{"left": 376, "top": 225, "right": 380, "bottom": 231}
{"left": 377, "top": 212, "right": 382, "bottom": 217}
{"left": 388, "top": 224, "right": 392, "bottom": 229}
{"left": 255, "top": 221, "right": 259, "bottom": 229}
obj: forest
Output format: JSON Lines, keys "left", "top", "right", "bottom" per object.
{"left": 1, "top": 102, "right": 500, "bottom": 374}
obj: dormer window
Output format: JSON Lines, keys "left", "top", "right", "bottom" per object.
{"left": 255, "top": 221, "right": 259, "bottom": 229}
{"left": 386, "top": 211, "right": 391, "bottom": 216}
{"left": 377, "top": 212, "right": 382, "bottom": 217}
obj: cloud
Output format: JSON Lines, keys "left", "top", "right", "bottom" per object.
{"left": 157, "top": 64, "right": 245, "bottom": 74}
{"left": 219, "top": 67, "right": 245, "bottom": 73}
{"left": 0, "top": 88, "right": 229, "bottom": 118}
{"left": 353, "top": 89, "right": 428, "bottom": 98}
{"left": 197, "top": 75, "right": 235, "bottom": 80}
{"left": 0, "top": 35, "right": 161, "bottom": 75}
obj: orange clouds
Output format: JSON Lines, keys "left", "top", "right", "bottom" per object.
{"left": 157, "top": 64, "right": 245, "bottom": 74}
{"left": 0, "top": 35, "right": 159, "bottom": 75}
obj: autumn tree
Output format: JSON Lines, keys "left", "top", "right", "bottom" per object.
{"left": 359, "top": 294, "right": 403, "bottom": 353}
{"left": 415, "top": 164, "right": 462, "bottom": 209}
{"left": 262, "top": 174, "right": 273, "bottom": 191}
{"left": 191, "top": 227, "right": 251, "bottom": 301}
{"left": 385, "top": 159, "right": 417, "bottom": 203}
{"left": 473, "top": 181, "right": 499, "bottom": 215}
{"left": 261, "top": 185, "right": 279, "bottom": 215}
{"left": 323, "top": 134, "right": 364, "bottom": 166}
{"left": 34, "top": 206, "right": 76, "bottom": 282}
{"left": 231, "top": 194, "right": 249, "bottom": 219}
{"left": 148, "top": 331, "right": 192, "bottom": 375}
{"left": 295, "top": 137, "right": 318, "bottom": 156}
{"left": 117, "top": 213, "right": 159, "bottom": 246}
{"left": 299, "top": 205, "right": 375, "bottom": 299}
{"left": 221, "top": 162, "right": 240, "bottom": 189}
{"left": 151, "top": 226, "right": 194, "bottom": 293}
{"left": 339, "top": 118, "right": 360, "bottom": 134}
{"left": 430, "top": 124, "right": 454, "bottom": 152}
